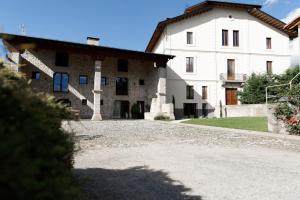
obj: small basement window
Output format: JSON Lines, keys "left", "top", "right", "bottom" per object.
{"left": 55, "top": 52, "right": 69, "bottom": 67}
{"left": 139, "top": 79, "right": 145, "bottom": 86}
{"left": 31, "top": 71, "right": 40, "bottom": 80}
{"left": 82, "top": 99, "right": 87, "bottom": 105}
{"left": 79, "top": 75, "right": 88, "bottom": 85}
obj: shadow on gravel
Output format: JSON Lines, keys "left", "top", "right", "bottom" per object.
{"left": 74, "top": 166, "right": 202, "bottom": 200}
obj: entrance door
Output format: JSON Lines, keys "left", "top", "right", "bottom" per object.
{"left": 113, "top": 101, "right": 130, "bottom": 119}
{"left": 184, "top": 103, "right": 197, "bottom": 118}
{"left": 137, "top": 101, "right": 145, "bottom": 119}
{"left": 226, "top": 88, "right": 237, "bottom": 105}
{"left": 227, "top": 59, "right": 235, "bottom": 80}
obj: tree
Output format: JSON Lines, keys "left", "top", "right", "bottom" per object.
{"left": 0, "top": 59, "right": 80, "bottom": 200}
{"left": 238, "top": 73, "right": 276, "bottom": 104}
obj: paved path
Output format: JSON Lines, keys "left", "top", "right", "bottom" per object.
{"left": 64, "top": 120, "right": 300, "bottom": 200}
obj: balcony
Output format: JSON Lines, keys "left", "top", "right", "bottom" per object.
{"left": 220, "top": 73, "right": 247, "bottom": 83}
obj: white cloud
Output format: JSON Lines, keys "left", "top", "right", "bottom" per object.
{"left": 263, "top": 0, "right": 279, "bottom": 6}
{"left": 282, "top": 8, "right": 300, "bottom": 66}
{"left": 282, "top": 8, "right": 300, "bottom": 23}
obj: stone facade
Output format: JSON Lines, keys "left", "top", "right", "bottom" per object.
{"left": 17, "top": 48, "right": 166, "bottom": 119}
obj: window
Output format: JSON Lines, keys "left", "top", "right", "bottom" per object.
{"left": 233, "top": 30, "right": 239, "bottom": 47}
{"left": 101, "top": 76, "right": 108, "bottom": 86}
{"left": 183, "top": 103, "right": 197, "bottom": 117}
{"left": 53, "top": 72, "right": 69, "bottom": 92}
{"left": 116, "top": 77, "right": 128, "bottom": 95}
{"left": 187, "top": 32, "right": 193, "bottom": 44}
{"left": 202, "top": 86, "right": 208, "bottom": 100}
{"left": 82, "top": 99, "right": 87, "bottom": 105}
{"left": 186, "top": 85, "right": 194, "bottom": 99}
{"left": 79, "top": 75, "right": 88, "bottom": 85}
{"left": 227, "top": 59, "right": 235, "bottom": 80}
{"left": 186, "top": 57, "right": 194, "bottom": 73}
{"left": 101, "top": 100, "right": 104, "bottom": 105}
{"left": 118, "top": 59, "right": 128, "bottom": 72}
{"left": 267, "top": 61, "right": 273, "bottom": 74}
{"left": 55, "top": 52, "right": 69, "bottom": 67}
{"left": 266, "top": 37, "right": 272, "bottom": 49}
{"left": 222, "top": 30, "right": 228, "bottom": 46}
{"left": 139, "top": 79, "right": 145, "bottom": 86}
{"left": 31, "top": 71, "right": 40, "bottom": 80}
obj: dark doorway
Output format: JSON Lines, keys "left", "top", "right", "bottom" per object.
{"left": 183, "top": 103, "right": 197, "bottom": 118}
{"left": 226, "top": 88, "right": 238, "bottom": 105}
{"left": 137, "top": 101, "right": 145, "bottom": 119}
{"left": 113, "top": 101, "right": 130, "bottom": 119}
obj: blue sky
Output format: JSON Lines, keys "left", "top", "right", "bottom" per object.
{"left": 0, "top": 0, "right": 299, "bottom": 55}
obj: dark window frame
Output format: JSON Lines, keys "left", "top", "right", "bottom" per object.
{"left": 101, "top": 76, "right": 109, "bottom": 86}
{"left": 267, "top": 61, "right": 273, "bottom": 74}
{"left": 186, "top": 85, "right": 194, "bottom": 100}
{"left": 116, "top": 77, "right": 128, "bottom": 96}
{"left": 82, "top": 99, "right": 87, "bottom": 106}
{"left": 222, "top": 29, "right": 229, "bottom": 46}
{"left": 31, "top": 71, "right": 41, "bottom": 80}
{"left": 187, "top": 32, "right": 193, "bottom": 45}
{"left": 53, "top": 72, "right": 69, "bottom": 93}
{"left": 186, "top": 57, "right": 194, "bottom": 73}
{"left": 139, "top": 79, "right": 145, "bottom": 86}
{"left": 202, "top": 86, "right": 208, "bottom": 100}
{"left": 55, "top": 52, "right": 69, "bottom": 67}
{"left": 266, "top": 37, "right": 272, "bottom": 49}
{"left": 117, "top": 59, "right": 128, "bottom": 72}
{"left": 233, "top": 30, "right": 239, "bottom": 47}
{"left": 79, "top": 75, "right": 88, "bottom": 85}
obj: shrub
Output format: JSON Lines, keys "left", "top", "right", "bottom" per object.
{"left": 274, "top": 86, "right": 300, "bottom": 135}
{"left": 154, "top": 115, "right": 170, "bottom": 121}
{"left": 238, "top": 73, "right": 276, "bottom": 104}
{"left": 131, "top": 103, "right": 140, "bottom": 119}
{"left": 0, "top": 61, "right": 80, "bottom": 200}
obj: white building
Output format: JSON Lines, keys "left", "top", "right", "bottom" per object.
{"left": 146, "top": 0, "right": 297, "bottom": 119}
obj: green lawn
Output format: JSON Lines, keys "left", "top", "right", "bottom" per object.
{"left": 182, "top": 117, "right": 268, "bottom": 132}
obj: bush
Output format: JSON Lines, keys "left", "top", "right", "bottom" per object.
{"left": 0, "top": 61, "right": 80, "bottom": 200}
{"left": 131, "top": 103, "right": 140, "bottom": 119}
{"left": 238, "top": 73, "right": 276, "bottom": 104}
{"left": 154, "top": 115, "right": 170, "bottom": 121}
{"left": 274, "top": 86, "right": 300, "bottom": 135}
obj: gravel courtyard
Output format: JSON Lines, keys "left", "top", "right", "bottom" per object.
{"left": 64, "top": 120, "right": 300, "bottom": 200}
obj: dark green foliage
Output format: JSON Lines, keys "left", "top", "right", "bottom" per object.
{"left": 0, "top": 61, "right": 80, "bottom": 200}
{"left": 238, "top": 73, "right": 276, "bottom": 104}
{"left": 131, "top": 103, "right": 140, "bottom": 119}
{"left": 238, "top": 66, "right": 300, "bottom": 104}
{"left": 278, "top": 65, "right": 300, "bottom": 85}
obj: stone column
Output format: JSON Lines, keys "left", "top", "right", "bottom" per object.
{"left": 92, "top": 60, "right": 102, "bottom": 121}
{"left": 156, "top": 67, "right": 167, "bottom": 112}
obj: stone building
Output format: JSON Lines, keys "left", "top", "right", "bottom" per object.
{"left": 1, "top": 33, "right": 175, "bottom": 120}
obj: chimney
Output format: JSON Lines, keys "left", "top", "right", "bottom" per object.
{"left": 87, "top": 37, "right": 100, "bottom": 46}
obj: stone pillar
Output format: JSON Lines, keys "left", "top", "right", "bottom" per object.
{"left": 156, "top": 67, "right": 167, "bottom": 112}
{"left": 92, "top": 60, "right": 102, "bottom": 121}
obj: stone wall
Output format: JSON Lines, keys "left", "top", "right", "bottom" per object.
{"left": 19, "top": 49, "right": 159, "bottom": 119}
{"left": 217, "top": 104, "right": 267, "bottom": 118}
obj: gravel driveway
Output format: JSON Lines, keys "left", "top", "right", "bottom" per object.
{"left": 64, "top": 120, "right": 300, "bottom": 200}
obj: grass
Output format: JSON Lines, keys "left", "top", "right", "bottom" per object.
{"left": 182, "top": 117, "right": 268, "bottom": 132}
